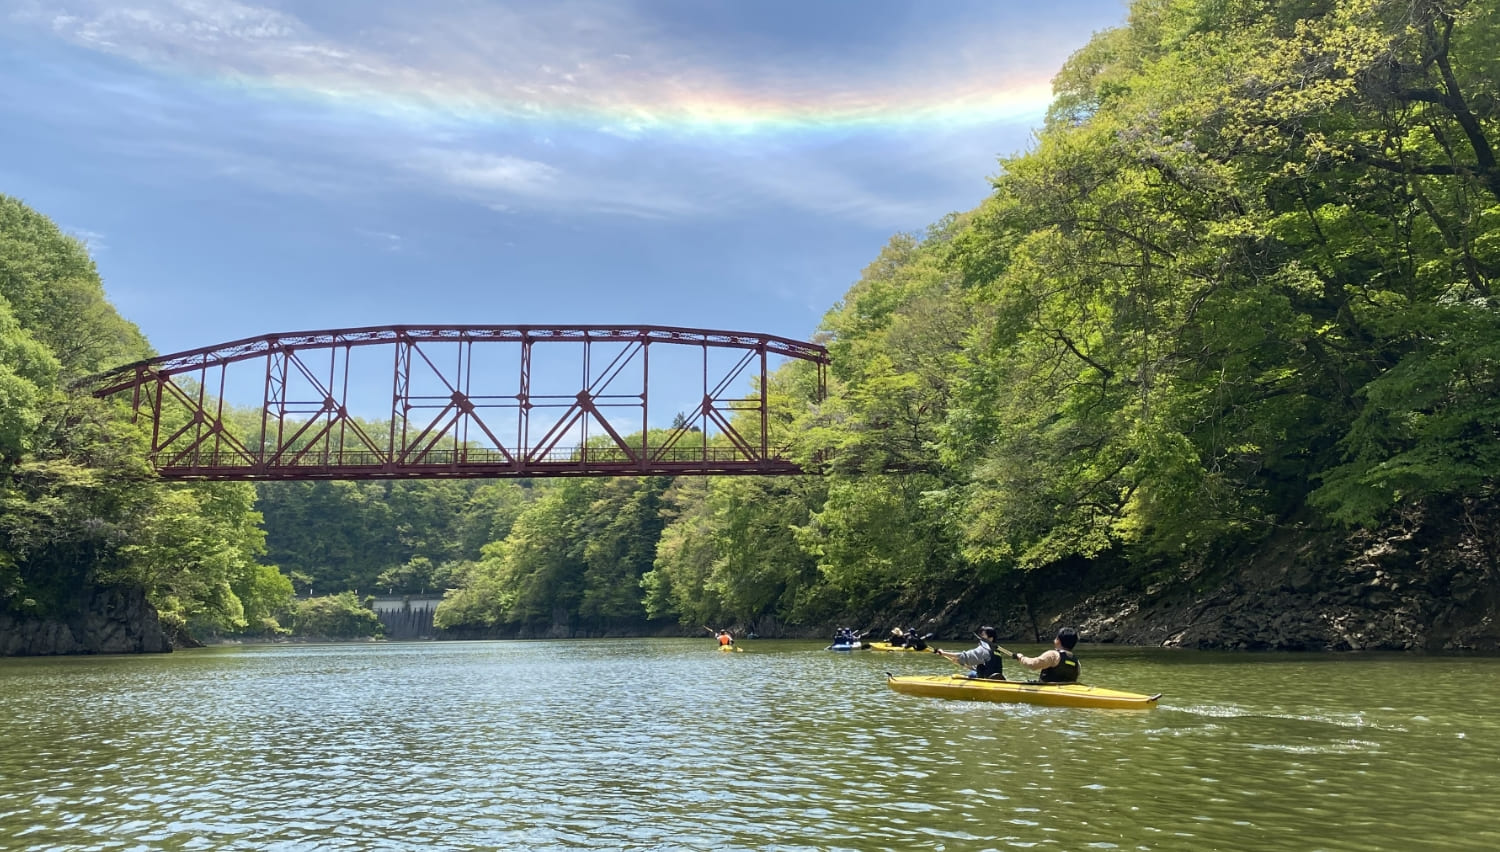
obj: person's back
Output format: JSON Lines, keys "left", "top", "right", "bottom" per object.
{"left": 972, "top": 640, "right": 1005, "bottom": 679}
{"left": 1038, "top": 628, "right": 1080, "bottom": 682}
{"left": 1039, "top": 648, "right": 1079, "bottom": 682}
{"left": 1012, "top": 627, "right": 1081, "bottom": 683}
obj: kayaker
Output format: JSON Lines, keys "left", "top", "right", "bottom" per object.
{"left": 888, "top": 627, "right": 907, "bottom": 647}
{"left": 1007, "top": 627, "right": 1081, "bottom": 683}
{"left": 935, "top": 626, "right": 1005, "bottom": 680}
{"left": 717, "top": 630, "right": 734, "bottom": 647}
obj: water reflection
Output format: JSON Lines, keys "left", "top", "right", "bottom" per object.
{"left": 1, "top": 642, "right": 1497, "bottom": 851}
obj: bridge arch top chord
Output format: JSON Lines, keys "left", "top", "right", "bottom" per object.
{"left": 93, "top": 324, "right": 830, "bottom": 390}
{"left": 89, "top": 323, "right": 830, "bottom": 482}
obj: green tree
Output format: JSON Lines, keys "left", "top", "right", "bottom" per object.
{"left": 2, "top": 195, "right": 286, "bottom": 642}
{"left": 291, "top": 592, "right": 382, "bottom": 638}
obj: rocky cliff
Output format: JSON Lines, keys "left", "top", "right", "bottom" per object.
{"left": 0, "top": 585, "right": 171, "bottom": 656}
{"left": 1018, "top": 499, "right": 1500, "bottom": 652}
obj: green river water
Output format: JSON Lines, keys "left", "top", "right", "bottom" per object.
{"left": 1, "top": 640, "right": 1496, "bottom": 851}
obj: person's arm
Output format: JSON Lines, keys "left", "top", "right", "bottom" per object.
{"left": 935, "top": 644, "right": 985, "bottom": 668}
{"left": 954, "top": 643, "right": 989, "bottom": 668}
{"left": 1012, "top": 648, "right": 1060, "bottom": 672}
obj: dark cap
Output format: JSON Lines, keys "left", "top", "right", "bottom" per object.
{"left": 976, "top": 626, "right": 998, "bottom": 641}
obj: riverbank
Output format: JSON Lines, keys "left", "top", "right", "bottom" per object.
{"left": 1020, "top": 500, "right": 1500, "bottom": 652}
{"left": 8, "top": 498, "right": 1498, "bottom": 655}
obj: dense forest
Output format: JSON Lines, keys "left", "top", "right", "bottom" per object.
{"left": 0, "top": 195, "right": 292, "bottom": 650}
{"left": 4, "top": 0, "right": 1498, "bottom": 652}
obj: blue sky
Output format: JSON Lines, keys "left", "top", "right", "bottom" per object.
{"left": 2, "top": 0, "right": 1127, "bottom": 419}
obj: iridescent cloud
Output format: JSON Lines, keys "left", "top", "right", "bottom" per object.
{"left": 12, "top": 0, "right": 1058, "bottom": 136}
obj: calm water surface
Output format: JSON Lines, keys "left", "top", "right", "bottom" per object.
{"left": 1, "top": 640, "right": 1497, "bottom": 851}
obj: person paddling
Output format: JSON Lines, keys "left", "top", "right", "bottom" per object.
{"left": 999, "top": 627, "right": 1081, "bottom": 683}
{"left": 934, "top": 626, "right": 1006, "bottom": 680}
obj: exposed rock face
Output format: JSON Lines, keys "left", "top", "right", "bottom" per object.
{"left": 0, "top": 585, "right": 170, "bottom": 656}
{"left": 1030, "top": 500, "right": 1500, "bottom": 652}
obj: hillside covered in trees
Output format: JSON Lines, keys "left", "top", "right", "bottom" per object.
{"left": 0, "top": 196, "right": 292, "bottom": 653}
{"left": 4, "top": 0, "right": 1498, "bottom": 653}
{"left": 426, "top": 0, "right": 1500, "bottom": 649}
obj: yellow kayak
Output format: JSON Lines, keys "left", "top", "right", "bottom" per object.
{"left": 717, "top": 645, "right": 744, "bottom": 653}
{"left": 887, "top": 674, "right": 1160, "bottom": 710}
{"left": 868, "top": 642, "right": 929, "bottom": 653}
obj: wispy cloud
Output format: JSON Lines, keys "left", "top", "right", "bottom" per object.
{"left": 11, "top": 0, "right": 1058, "bottom": 129}
{"left": 64, "top": 225, "right": 107, "bottom": 251}
{"left": 423, "top": 152, "right": 560, "bottom": 195}
{"left": 406, "top": 147, "right": 703, "bottom": 219}
{"left": 4, "top": 0, "right": 1105, "bottom": 225}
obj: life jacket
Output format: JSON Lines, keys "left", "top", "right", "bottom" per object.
{"left": 1039, "top": 649, "right": 1080, "bottom": 683}
{"left": 718, "top": 633, "right": 732, "bottom": 646}
{"left": 972, "top": 642, "right": 1006, "bottom": 680}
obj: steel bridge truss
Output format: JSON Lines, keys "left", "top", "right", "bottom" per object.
{"left": 89, "top": 325, "right": 829, "bottom": 481}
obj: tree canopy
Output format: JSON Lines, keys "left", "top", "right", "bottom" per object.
{"left": 6, "top": 0, "right": 1497, "bottom": 645}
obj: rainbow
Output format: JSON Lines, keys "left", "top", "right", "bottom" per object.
{"left": 29, "top": 3, "right": 1070, "bottom": 139}
{"left": 216, "top": 67, "right": 1057, "bottom": 137}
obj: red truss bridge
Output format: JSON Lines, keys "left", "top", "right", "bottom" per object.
{"left": 89, "top": 324, "right": 829, "bottom": 481}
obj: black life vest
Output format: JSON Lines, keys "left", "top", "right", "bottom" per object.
{"left": 1039, "top": 649, "right": 1080, "bottom": 683}
{"left": 973, "top": 643, "right": 1006, "bottom": 680}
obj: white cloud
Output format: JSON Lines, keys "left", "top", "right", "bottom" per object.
{"left": 64, "top": 226, "right": 108, "bottom": 251}
{"left": 356, "top": 229, "right": 403, "bottom": 252}
{"left": 409, "top": 147, "right": 702, "bottom": 219}
{"left": 36, "top": 0, "right": 300, "bottom": 56}
{"left": 5, "top": 0, "right": 1102, "bottom": 224}
{"left": 428, "top": 152, "right": 559, "bottom": 194}
{"left": 12, "top": 0, "right": 1060, "bottom": 128}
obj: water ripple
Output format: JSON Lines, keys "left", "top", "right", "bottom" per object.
{"left": 3, "top": 642, "right": 1499, "bottom": 850}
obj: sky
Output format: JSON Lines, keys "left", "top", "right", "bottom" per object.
{"left": 2, "top": 0, "right": 1129, "bottom": 421}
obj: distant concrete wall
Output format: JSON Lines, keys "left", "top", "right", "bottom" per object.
{"left": 371, "top": 595, "right": 444, "bottom": 639}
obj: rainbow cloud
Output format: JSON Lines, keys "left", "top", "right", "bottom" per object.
{"left": 5, "top": 0, "right": 1104, "bottom": 225}
{"left": 14, "top": 0, "right": 1059, "bottom": 137}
